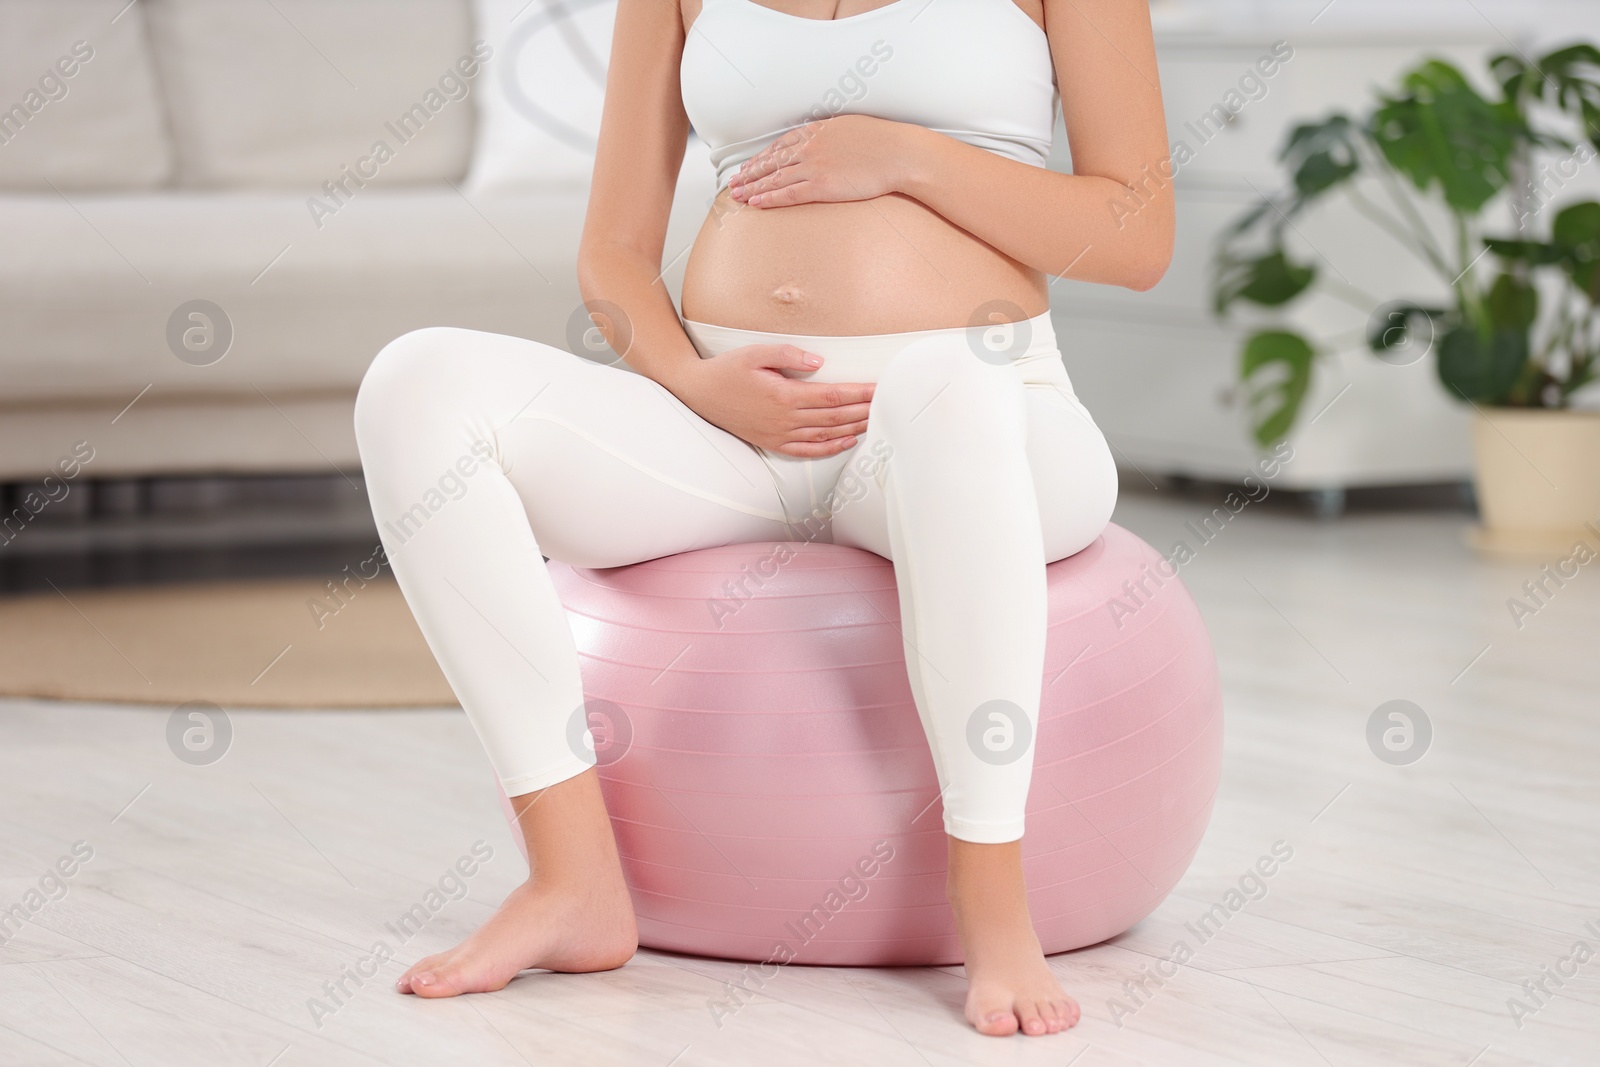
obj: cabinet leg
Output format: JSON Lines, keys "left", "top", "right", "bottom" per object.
{"left": 1305, "top": 487, "right": 1346, "bottom": 520}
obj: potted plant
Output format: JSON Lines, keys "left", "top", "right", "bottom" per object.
{"left": 1210, "top": 44, "right": 1600, "bottom": 552}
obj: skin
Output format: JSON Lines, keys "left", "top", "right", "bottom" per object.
{"left": 399, "top": 0, "right": 1172, "bottom": 1040}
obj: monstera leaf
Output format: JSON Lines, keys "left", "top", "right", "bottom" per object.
{"left": 1437, "top": 323, "right": 1529, "bottom": 401}
{"left": 1552, "top": 200, "right": 1600, "bottom": 299}
{"left": 1280, "top": 114, "right": 1363, "bottom": 198}
{"left": 1493, "top": 201, "right": 1600, "bottom": 303}
{"left": 1486, "top": 272, "right": 1539, "bottom": 332}
{"left": 1367, "top": 302, "right": 1449, "bottom": 356}
{"left": 1213, "top": 249, "right": 1317, "bottom": 314}
{"left": 1483, "top": 237, "right": 1567, "bottom": 267}
{"left": 1493, "top": 45, "right": 1600, "bottom": 149}
{"left": 1240, "top": 330, "right": 1315, "bottom": 446}
{"left": 1370, "top": 60, "right": 1524, "bottom": 214}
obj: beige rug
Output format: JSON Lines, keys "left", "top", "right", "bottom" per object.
{"left": 0, "top": 578, "right": 456, "bottom": 708}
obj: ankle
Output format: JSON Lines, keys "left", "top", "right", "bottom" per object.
{"left": 507, "top": 769, "right": 631, "bottom": 890}
{"left": 519, "top": 856, "right": 629, "bottom": 896}
{"left": 948, "top": 834, "right": 1025, "bottom": 882}
{"left": 946, "top": 836, "right": 1038, "bottom": 930}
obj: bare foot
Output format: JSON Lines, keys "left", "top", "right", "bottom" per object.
{"left": 396, "top": 875, "right": 637, "bottom": 997}
{"left": 397, "top": 768, "right": 638, "bottom": 998}
{"left": 948, "top": 838, "right": 1080, "bottom": 1037}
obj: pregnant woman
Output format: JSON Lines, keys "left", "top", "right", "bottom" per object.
{"left": 354, "top": 0, "right": 1171, "bottom": 1038}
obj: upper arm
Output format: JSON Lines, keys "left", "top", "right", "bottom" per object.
{"left": 1045, "top": 0, "right": 1171, "bottom": 200}
{"left": 580, "top": 0, "right": 693, "bottom": 265}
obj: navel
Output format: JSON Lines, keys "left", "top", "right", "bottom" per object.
{"left": 770, "top": 283, "right": 806, "bottom": 308}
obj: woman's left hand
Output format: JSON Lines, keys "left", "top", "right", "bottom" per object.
{"left": 728, "top": 115, "right": 920, "bottom": 208}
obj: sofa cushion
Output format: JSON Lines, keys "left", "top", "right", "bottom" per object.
{"left": 0, "top": 189, "right": 582, "bottom": 403}
{"left": 467, "top": 0, "right": 617, "bottom": 192}
{"left": 145, "top": 0, "right": 478, "bottom": 189}
{"left": 0, "top": 0, "right": 173, "bottom": 190}
{"left": 0, "top": 135, "right": 714, "bottom": 405}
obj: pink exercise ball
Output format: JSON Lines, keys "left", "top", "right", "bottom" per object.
{"left": 512, "top": 523, "right": 1222, "bottom": 967}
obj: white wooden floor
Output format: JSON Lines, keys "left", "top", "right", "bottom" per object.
{"left": 2, "top": 489, "right": 1597, "bottom": 1067}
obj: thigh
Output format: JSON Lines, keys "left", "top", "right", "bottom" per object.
{"left": 827, "top": 375, "right": 1117, "bottom": 563}
{"left": 359, "top": 326, "right": 794, "bottom": 570}
{"left": 488, "top": 338, "right": 797, "bottom": 568}
{"left": 1025, "top": 382, "right": 1119, "bottom": 562}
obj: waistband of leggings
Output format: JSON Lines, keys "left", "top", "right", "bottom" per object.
{"left": 680, "top": 311, "right": 1059, "bottom": 363}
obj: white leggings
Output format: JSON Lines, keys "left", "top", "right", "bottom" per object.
{"left": 352, "top": 311, "right": 1117, "bottom": 843}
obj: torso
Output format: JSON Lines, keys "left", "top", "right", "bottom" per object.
{"left": 678, "top": 0, "right": 1052, "bottom": 335}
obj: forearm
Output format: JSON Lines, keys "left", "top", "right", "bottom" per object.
{"left": 898, "top": 124, "right": 1175, "bottom": 292}
{"left": 575, "top": 240, "right": 704, "bottom": 393}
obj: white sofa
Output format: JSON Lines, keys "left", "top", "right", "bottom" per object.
{"left": 0, "top": 0, "right": 709, "bottom": 482}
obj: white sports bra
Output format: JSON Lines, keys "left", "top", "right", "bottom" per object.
{"left": 681, "top": 0, "right": 1058, "bottom": 191}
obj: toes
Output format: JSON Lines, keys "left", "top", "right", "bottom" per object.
{"left": 969, "top": 996, "right": 1021, "bottom": 1037}
{"left": 410, "top": 967, "right": 468, "bottom": 998}
{"left": 1047, "top": 996, "right": 1079, "bottom": 1032}
{"left": 408, "top": 970, "right": 445, "bottom": 997}
{"left": 413, "top": 962, "right": 518, "bottom": 998}
{"left": 1017, "top": 1000, "right": 1048, "bottom": 1036}
{"left": 397, "top": 954, "right": 448, "bottom": 995}
{"left": 977, "top": 1008, "right": 1020, "bottom": 1037}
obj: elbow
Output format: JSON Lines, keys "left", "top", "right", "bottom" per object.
{"left": 1124, "top": 255, "right": 1170, "bottom": 293}
{"left": 1122, "top": 225, "right": 1175, "bottom": 293}
{"left": 578, "top": 234, "right": 657, "bottom": 303}
{"left": 576, "top": 241, "right": 618, "bottom": 307}
{"left": 576, "top": 238, "right": 605, "bottom": 300}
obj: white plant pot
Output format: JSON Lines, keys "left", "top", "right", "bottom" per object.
{"left": 1467, "top": 408, "right": 1600, "bottom": 556}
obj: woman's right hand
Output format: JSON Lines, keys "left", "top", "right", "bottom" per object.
{"left": 667, "top": 344, "right": 875, "bottom": 458}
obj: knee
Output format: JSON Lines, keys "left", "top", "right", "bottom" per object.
{"left": 356, "top": 326, "right": 526, "bottom": 461}
{"left": 354, "top": 328, "right": 471, "bottom": 438}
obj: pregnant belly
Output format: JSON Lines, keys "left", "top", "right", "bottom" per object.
{"left": 680, "top": 189, "right": 1048, "bottom": 336}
